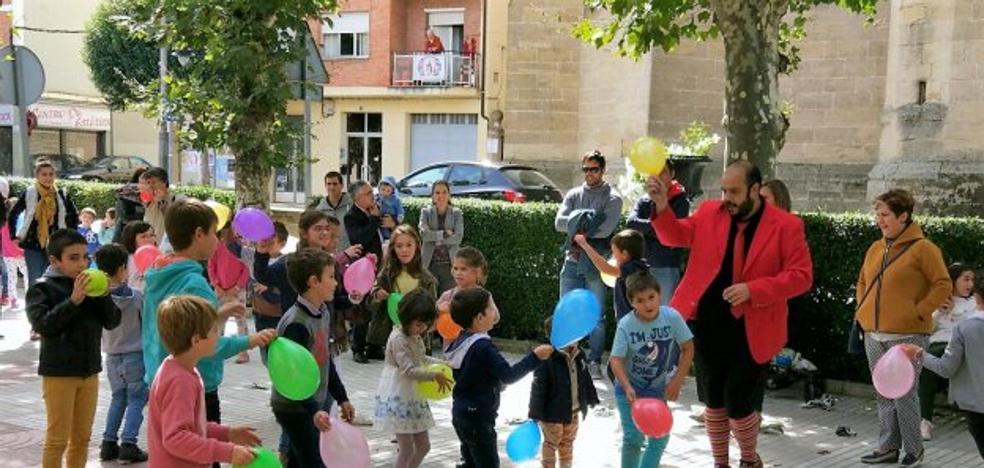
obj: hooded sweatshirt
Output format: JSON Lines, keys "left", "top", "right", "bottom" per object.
{"left": 102, "top": 284, "right": 144, "bottom": 355}
{"left": 930, "top": 295, "right": 978, "bottom": 344}
{"left": 444, "top": 331, "right": 539, "bottom": 423}
{"left": 142, "top": 257, "right": 249, "bottom": 391}
{"left": 554, "top": 182, "right": 623, "bottom": 265}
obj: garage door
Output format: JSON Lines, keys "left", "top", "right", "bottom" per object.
{"left": 410, "top": 113, "right": 478, "bottom": 171}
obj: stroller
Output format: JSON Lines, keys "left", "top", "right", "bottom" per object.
{"left": 766, "top": 348, "right": 826, "bottom": 402}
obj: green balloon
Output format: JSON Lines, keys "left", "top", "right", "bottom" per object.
{"left": 387, "top": 292, "right": 404, "bottom": 325}
{"left": 233, "top": 447, "right": 282, "bottom": 468}
{"left": 267, "top": 338, "right": 319, "bottom": 401}
{"left": 84, "top": 268, "right": 109, "bottom": 297}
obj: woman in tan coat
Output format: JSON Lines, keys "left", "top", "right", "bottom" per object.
{"left": 855, "top": 189, "right": 951, "bottom": 467}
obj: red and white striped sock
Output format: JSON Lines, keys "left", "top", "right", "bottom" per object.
{"left": 705, "top": 407, "right": 731, "bottom": 465}
{"left": 730, "top": 412, "right": 761, "bottom": 463}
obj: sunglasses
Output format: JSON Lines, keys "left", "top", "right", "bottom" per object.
{"left": 581, "top": 166, "right": 602, "bottom": 174}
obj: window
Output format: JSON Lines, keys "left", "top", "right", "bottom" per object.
{"left": 448, "top": 164, "right": 484, "bottom": 187}
{"left": 427, "top": 10, "right": 464, "bottom": 52}
{"left": 346, "top": 113, "right": 383, "bottom": 184}
{"left": 403, "top": 166, "right": 448, "bottom": 189}
{"left": 323, "top": 12, "right": 369, "bottom": 58}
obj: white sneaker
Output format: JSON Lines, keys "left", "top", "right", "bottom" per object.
{"left": 920, "top": 419, "right": 933, "bottom": 441}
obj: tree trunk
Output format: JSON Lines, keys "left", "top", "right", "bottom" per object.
{"left": 712, "top": 0, "right": 789, "bottom": 180}
{"left": 200, "top": 148, "right": 210, "bottom": 187}
{"left": 234, "top": 151, "right": 272, "bottom": 209}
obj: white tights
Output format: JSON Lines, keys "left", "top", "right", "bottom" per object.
{"left": 394, "top": 431, "right": 430, "bottom": 468}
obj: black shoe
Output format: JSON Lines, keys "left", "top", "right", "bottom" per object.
{"left": 353, "top": 351, "right": 370, "bottom": 364}
{"left": 860, "top": 449, "right": 899, "bottom": 464}
{"left": 119, "top": 443, "right": 148, "bottom": 464}
{"left": 367, "top": 347, "right": 385, "bottom": 360}
{"left": 99, "top": 440, "right": 119, "bottom": 461}
{"left": 900, "top": 450, "right": 923, "bottom": 468}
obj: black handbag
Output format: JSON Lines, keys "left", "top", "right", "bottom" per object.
{"left": 847, "top": 239, "right": 921, "bottom": 354}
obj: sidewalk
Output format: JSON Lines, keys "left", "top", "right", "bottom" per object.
{"left": 0, "top": 304, "right": 980, "bottom": 467}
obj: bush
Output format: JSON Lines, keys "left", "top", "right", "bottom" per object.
{"left": 6, "top": 178, "right": 235, "bottom": 213}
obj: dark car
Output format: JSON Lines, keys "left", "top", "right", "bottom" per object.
{"left": 64, "top": 156, "right": 154, "bottom": 183}
{"left": 397, "top": 161, "right": 562, "bottom": 203}
{"left": 32, "top": 153, "right": 87, "bottom": 173}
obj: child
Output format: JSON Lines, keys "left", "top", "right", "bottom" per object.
{"left": 366, "top": 225, "right": 439, "bottom": 362}
{"left": 2, "top": 197, "right": 26, "bottom": 309}
{"left": 444, "top": 287, "right": 553, "bottom": 467}
{"left": 95, "top": 244, "right": 150, "bottom": 463}
{"left": 903, "top": 280, "right": 984, "bottom": 461}
{"left": 252, "top": 221, "right": 289, "bottom": 364}
{"left": 142, "top": 198, "right": 275, "bottom": 429}
{"left": 374, "top": 288, "right": 452, "bottom": 468}
{"left": 376, "top": 176, "right": 405, "bottom": 241}
{"left": 148, "top": 295, "right": 261, "bottom": 467}
{"left": 208, "top": 218, "right": 251, "bottom": 364}
{"left": 26, "top": 229, "right": 121, "bottom": 467}
{"left": 97, "top": 207, "right": 118, "bottom": 246}
{"left": 920, "top": 263, "right": 977, "bottom": 440}
{"left": 78, "top": 207, "right": 101, "bottom": 256}
{"left": 121, "top": 221, "right": 157, "bottom": 290}
{"left": 273, "top": 249, "right": 356, "bottom": 468}
{"left": 529, "top": 316, "right": 600, "bottom": 468}
{"left": 436, "top": 246, "right": 498, "bottom": 345}
{"left": 610, "top": 273, "right": 694, "bottom": 468}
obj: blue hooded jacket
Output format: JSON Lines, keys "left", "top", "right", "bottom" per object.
{"left": 142, "top": 258, "right": 248, "bottom": 391}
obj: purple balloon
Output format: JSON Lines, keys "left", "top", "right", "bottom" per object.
{"left": 232, "top": 208, "right": 275, "bottom": 241}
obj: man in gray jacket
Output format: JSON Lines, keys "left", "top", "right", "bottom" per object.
{"left": 554, "top": 151, "right": 623, "bottom": 378}
{"left": 311, "top": 171, "right": 353, "bottom": 250}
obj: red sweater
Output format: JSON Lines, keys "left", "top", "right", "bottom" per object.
{"left": 207, "top": 242, "right": 249, "bottom": 291}
{"left": 148, "top": 356, "right": 233, "bottom": 468}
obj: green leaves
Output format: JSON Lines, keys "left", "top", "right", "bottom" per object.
{"left": 82, "top": 0, "right": 160, "bottom": 110}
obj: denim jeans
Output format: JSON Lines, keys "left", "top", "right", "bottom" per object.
{"left": 24, "top": 247, "right": 49, "bottom": 288}
{"left": 615, "top": 392, "right": 669, "bottom": 468}
{"left": 452, "top": 416, "right": 499, "bottom": 468}
{"left": 649, "top": 267, "right": 680, "bottom": 306}
{"left": 274, "top": 411, "right": 325, "bottom": 468}
{"left": 0, "top": 257, "right": 7, "bottom": 296}
{"left": 102, "top": 352, "right": 148, "bottom": 444}
{"left": 559, "top": 257, "right": 608, "bottom": 364}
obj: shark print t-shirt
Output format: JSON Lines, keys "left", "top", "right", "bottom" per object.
{"left": 611, "top": 306, "right": 693, "bottom": 398}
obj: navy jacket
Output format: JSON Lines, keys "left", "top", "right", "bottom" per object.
{"left": 445, "top": 333, "right": 539, "bottom": 424}
{"left": 528, "top": 347, "right": 599, "bottom": 423}
{"left": 627, "top": 192, "right": 689, "bottom": 268}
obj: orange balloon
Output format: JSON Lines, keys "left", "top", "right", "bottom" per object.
{"left": 436, "top": 312, "right": 462, "bottom": 341}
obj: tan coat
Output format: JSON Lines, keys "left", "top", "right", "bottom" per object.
{"left": 855, "top": 222, "right": 952, "bottom": 334}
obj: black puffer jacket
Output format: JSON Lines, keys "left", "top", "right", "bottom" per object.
{"left": 112, "top": 183, "right": 146, "bottom": 243}
{"left": 26, "top": 269, "right": 121, "bottom": 377}
{"left": 528, "top": 346, "right": 600, "bottom": 424}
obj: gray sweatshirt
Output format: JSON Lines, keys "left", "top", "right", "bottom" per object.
{"left": 554, "top": 182, "right": 623, "bottom": 242}
{"left": 922, "top": 312, "right": 984, "bottom": 413}
{"left": 101, "top": 285, "right": 144, "bottom": 355}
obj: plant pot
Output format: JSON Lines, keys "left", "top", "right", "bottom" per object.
{"left": 668, "top": 155, "right": 712, "bottom": 201}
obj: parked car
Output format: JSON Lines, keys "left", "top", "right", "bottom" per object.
{"left": 32, "top": 153, "right": 87, "bottom": 173}
{"left": 397, "top": 161, "right": 563, "bottom": 203}
{"left": 64, "top": 156, "right": 154, "bottom": 182}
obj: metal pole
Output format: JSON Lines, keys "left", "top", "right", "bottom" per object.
{"left": 158, "top": 44, "right": 169, "bottom": 171}
{"left": 10, "top": 43, "right": 30, "bottom": 176}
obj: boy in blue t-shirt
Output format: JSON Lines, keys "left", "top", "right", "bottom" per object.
{"left": 610, "top": 272, "right": 694, "bottom": 468}
{"left": 78, "top": 207, "right": 101, "bottom": 256}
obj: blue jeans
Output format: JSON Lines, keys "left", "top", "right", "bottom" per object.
{"left": 649, "top": 267, "right": 680, "bottom": 306}
{"left": 102, "top": 352, "right": 148, "bottom": 444}
{"left": 615, "top": 392, "right": 669, "bottom": 468}
{"left": 0, "top": 257, "right": 8, "bottom": 296}
{"left": 560, "top": 257, "right": 608, "bottom": 364}
{"left": 24, "top": 247, "right": 49, "bottom": 289}
{"left": 452, "top": 416, "right": 499, "bottom": 468}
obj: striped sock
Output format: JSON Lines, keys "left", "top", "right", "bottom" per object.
{"left": 705, "top": 407, "right": 730, "bottom": 465}
{"left": 730, "top": 412, "right": 761, "bottom": 463}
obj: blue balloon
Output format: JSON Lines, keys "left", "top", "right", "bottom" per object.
{"left": 506, "top": 420, "right": 542, "bottom": 463}
{"left": 550, "top": 289, "right": 601, "bottom": 349}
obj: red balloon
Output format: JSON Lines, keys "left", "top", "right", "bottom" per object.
{"left": 133, "top": 245, "right": 162, "bottom": 274}
{"left": 630, "top": 398, "right": 673, "bottom": 438}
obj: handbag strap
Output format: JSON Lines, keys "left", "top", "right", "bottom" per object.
{"left": 855, "top": 238, "right": 922, "bottom": 312}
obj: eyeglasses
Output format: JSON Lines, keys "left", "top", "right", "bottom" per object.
{"left": 581, "top": 166, "right": 602, "bottom": 174}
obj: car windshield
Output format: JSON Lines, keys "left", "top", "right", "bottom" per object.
{"left": 500, "top": 168, "right": 554, "bottom": 188}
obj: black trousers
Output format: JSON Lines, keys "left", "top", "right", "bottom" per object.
{"left": 452, "top": 416, "right": 499, "bottom": 468}
{"left": 204, "top": 390, "right": 221, "bottom": 468}
{"left": 967, "top": 410, "right": 984, "bottom": 460}
{"left": 274, "top": 411, "right": 325, "bottom": 468}
{"left": 694, "top": 334, "right": 767, "bottom": 419}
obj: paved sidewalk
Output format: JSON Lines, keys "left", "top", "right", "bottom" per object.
{"left": 0, "top": 304, "right": 980, "bottom": 467}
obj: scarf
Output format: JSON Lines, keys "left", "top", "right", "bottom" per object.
{"left": 34, "top": 182, "right": 57, "bottom": 248}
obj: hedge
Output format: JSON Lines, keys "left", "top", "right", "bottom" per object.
{"left": 6, "top": 178, "right": 236, "bottom": 213}
{"left": 9, "top": 179, "right": 983, "bottom": 382}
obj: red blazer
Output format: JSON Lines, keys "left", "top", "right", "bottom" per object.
{"left": 652, "top": 200, "right": 813, "bottom": 363}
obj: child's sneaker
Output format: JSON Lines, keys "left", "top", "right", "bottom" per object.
{"left": 99, "top": 440, "right": 119, "bottom": 461}
{"left": 118, "top": 443, "right": 148, "bottom": 464}
{"left": 920, "top": 419, "right": 933, "bottom": 441}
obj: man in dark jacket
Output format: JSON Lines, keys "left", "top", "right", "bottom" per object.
{"left": 627, "top": 162, "right": 689, "bottom": 304}
{"left": 343, "top": 180, "right": 393, "bottom": 261}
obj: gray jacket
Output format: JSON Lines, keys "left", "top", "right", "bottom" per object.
{"left": 102, "top": 285, "right": 143, "bottom": 355}
{"left": 922, "top": 312, "right": 984, "bottom": 413}
{"left": 419, "top": 205, "right": 464, "bottom": 267}
{"left": 313, "top": 193, "right": 353, "bottom": 250}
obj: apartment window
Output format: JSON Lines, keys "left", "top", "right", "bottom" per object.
{"left": 323, "top": 12, "right": 369, "bottom": 58}
{"left": 427, "top": 9, "right": 464, "bottom": 52}
{"left": 346, "top": 113, "right": 383, "bottom": 184}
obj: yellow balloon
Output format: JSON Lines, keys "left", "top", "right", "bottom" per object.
{"left": 600, "top": 257, "right": 618, "bottom": 288}
{"left": 205, "top": 200, "right": 231, "bottom": 231}
{"left": 417, "top": 363, "right": 454, "bottom": 400}
{"left": 628, "top": 137, "right": 668, "bottom": 176}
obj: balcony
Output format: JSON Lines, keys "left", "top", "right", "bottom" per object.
{"left": 392, "top": 52, "right": 480, "bottom": 88}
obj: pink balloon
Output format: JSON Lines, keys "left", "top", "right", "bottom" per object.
{"left": 631, "top": 398, "right": 673, "bottom": 438}
{"left": 343, "top": 257, "right": 376, "bottom": 295}
{"left": 872, "top": 345, "right": 915, "bottom": 399}
{"left": 319, "top": 415, "right": 370, "bottom": 468}
{"left": 133, "top": 245, "right": 162, "bottom": 274}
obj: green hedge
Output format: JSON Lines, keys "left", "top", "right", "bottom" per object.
{"left": 6, "top": 178, "right": 236, "bottom": 213}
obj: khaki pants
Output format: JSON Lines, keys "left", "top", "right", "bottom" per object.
{"left": 42, "top": 375, "right": 99, "bottom": 468}
{"left": 539, "top": 414, "right": 580, "bottom": 468}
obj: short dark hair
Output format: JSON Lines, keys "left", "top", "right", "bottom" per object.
{"left": 612, "top": 229, "right": 644, "bottom": 260}
{"left": 625, "top": 271, "right": 661, "bottom": 301}
{"left": 286, "top": 249, "right": 335, "bottom": 295}
{"left": 299, "top": 209, "right": 330, "bottom": 232}
{"left": 398, "top": 288, "right": 439, "bottom": 334}
{"left": 165, "top": 199, "right": 218, "bottom": 251}
{"left": 874, "top": 189, "right": 915, "bottom": 223}
{"left": 158, "top": 295, "right": 217, "bottom": 355}
{"left": 129, "top": 167, "right": 147, "bottom": 184}
{"left": 581, "top": 150, "right": 606, "bottom": 169}
{"left": 47, "top": 229, "right": 86, "bottom": 259}
{"left": 324, "top": 171, "right": 343, "bottom": 184}
{"left": 95, "top": 244, "right": 129, "bottom": 278}
{"left": 947, "top": 262, "right": 976, "bottom": 283}
{"left": 272, "top": 221, "right": 289, "bottom": 243}
{"left": 141, "top": 167, "right": 170, "bottom": 186}
{"left": 450, "top": 286, "right": 492, "bottom": 329}
{"left": 727, "top": 160, "right": 762, "bottom": 188}
{"left": 121, "top": 221, "right": 153, "bottom": 254}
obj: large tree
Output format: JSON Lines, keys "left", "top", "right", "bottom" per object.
{"left": 574, "top": 0, "right": 877, "bottom": 179}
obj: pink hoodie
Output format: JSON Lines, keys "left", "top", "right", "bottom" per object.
{"left": 207, "top": 242, "right": 249, "bottom": 291}
{"left": 148, "top": 356, "right": 233, "bottom": 468}
{"left": 1, "top": 225, "right": 23, "bottom": 258}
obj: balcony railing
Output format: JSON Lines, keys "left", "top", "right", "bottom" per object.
{"left": 392, "top": 52, "right": 480, "bottom": 88}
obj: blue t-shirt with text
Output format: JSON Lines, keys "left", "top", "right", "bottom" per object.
{"left": 611, "top": 306, "right": 693, "bottom": 398}
{"left": 78, "top": 226, "right": 100, "bottom": 255}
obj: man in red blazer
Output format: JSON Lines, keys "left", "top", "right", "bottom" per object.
{"left": 647, "top": 160, "right": 813, "bottom": 468}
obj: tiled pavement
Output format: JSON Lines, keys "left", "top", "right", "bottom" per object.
{"left": 1, "top": 304, "right": 981, "bottom": 467}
